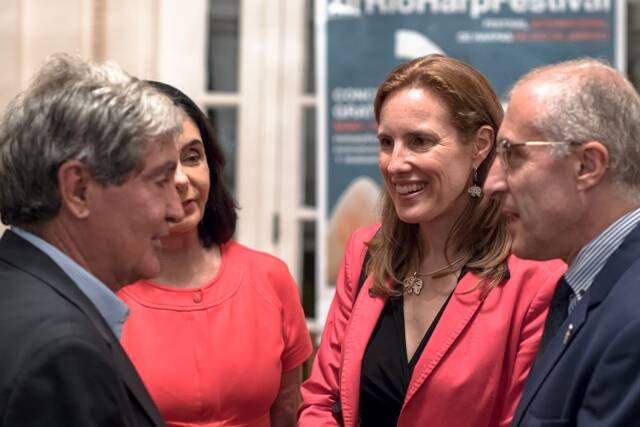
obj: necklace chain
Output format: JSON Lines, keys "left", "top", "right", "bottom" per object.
{"left": 402, "top": 255, "right": 468, "bottom": 296}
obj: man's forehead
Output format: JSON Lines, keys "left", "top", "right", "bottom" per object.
{"left": 133, "top": 143, "right": 178, "bottom": 180}
{"left": 499, "top": 83, "right": 547, "bottom": 142}
{"left": 524, "top": 77, "right": 564, "bottom": 104}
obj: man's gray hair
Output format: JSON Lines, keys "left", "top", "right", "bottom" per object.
{"left": 514, "top": 58, "right": 640, "bottom": 196}
{"left": 0, "top": 53, "right": 184, "bottom": 226}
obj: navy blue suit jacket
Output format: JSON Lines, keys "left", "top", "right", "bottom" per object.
{"left": 512, "top": 222, "right": 640, "bottom": 426}
{"left": 0, "top": 230, "right": 166, "bottom": 426}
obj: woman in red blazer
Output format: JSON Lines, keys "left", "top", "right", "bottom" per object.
{"left": 299, "top": 55, "right": 565, "bottom": 427}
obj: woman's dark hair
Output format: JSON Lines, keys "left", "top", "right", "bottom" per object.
{"left": 146, "top": 80, "right": 238, "bottom": 247}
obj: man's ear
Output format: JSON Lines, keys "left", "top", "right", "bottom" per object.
{"left": 57, "top": 161, "right": 91, "bottom": 219}
{"left": 575, "top": 141, "right": 608, "bottom": 191}
{"left": 472, "top": 125, "right": 494, "bottom": 169}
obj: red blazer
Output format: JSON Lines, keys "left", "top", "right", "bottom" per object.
{"left": 299, "top": 225, "right": 565, "bottom": 427}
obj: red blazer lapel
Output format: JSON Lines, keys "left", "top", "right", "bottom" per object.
{"left": 340, "top": 276, "right": 387, "bottom": 427}
{"left": 403, "top": 272, "right": 484, "bottom": 406}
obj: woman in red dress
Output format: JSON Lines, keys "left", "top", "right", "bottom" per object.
{"left": 118, "top": 81, "right": 312, "bottom": 427}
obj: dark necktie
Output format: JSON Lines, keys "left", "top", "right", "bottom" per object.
{"left": 538, "top": 276, "right": 573, "bottom": 355}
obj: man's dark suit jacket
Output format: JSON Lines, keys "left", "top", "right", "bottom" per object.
{"left": 0, "top": 230, "right": 166, "bottom": 426}
{"left": 513, "top": 222, "right": 640, "bottom": 426}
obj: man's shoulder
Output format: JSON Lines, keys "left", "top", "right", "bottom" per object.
{"left": 595, "top": 259, "right": 640, "bottom": 322}
{"left": 0, "top": 316, "right": 136, "bottom": 426}
{"left": 0, "top": 258, "right": 107, "bottom": 363}
{"left": 0, "top": 255, "right": 78, "bottom": 308}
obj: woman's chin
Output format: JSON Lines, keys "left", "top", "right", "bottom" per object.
{"left": 167, "top": 217, "right": 200, "bottom": 237}
{"left": 395, "top": 209, "right": 429, "bottom": 225}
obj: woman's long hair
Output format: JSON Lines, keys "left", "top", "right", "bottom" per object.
{"left": 367, "top": 54, "right": 510, "bottom": 298}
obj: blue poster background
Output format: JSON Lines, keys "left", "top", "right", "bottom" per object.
{"left": 325, "top": 0, "right": 618, "bottom": 213}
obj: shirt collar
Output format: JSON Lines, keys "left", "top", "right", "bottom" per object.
{"left": 11, "top": 227, "right": 129, "bottom": 338}
{"left": 565, "top": 207, "right": 640, "bottom": 301}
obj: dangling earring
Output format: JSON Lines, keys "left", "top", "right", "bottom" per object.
{"left": 468, "top": 168, "right": 483, "bottom": 198}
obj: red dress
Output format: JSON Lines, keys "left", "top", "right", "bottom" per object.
{"left": 118, "top": 241, "right": 313, "bottom": 427}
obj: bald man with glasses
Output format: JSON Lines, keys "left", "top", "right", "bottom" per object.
{"left": 485, "top": 58, "right": 640, "bottom": 426}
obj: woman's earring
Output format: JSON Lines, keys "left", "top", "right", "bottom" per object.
{"left": 468, "top": 169, "right": 483, "bottom": 198}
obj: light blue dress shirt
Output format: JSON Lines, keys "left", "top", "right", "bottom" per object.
{"left": 12, "top": 227, "right": 129, "bottom": 338}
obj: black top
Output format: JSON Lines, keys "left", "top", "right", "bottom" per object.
{"left": 358, "top": 289, "right": 454, "bottom": 427}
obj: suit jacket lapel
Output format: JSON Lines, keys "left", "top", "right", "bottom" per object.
{"left": 403, "top": 272, "right": 484, "bottom": 406}
{"left": 108, "top": 337, "right": 167, "bottom": 426}
{"left": 0, "top": 231, "right": 165, "bottom": 426}
{"left": 340, "top": 276, "right": 387, "bottom": 427}
{"left": 513, "top": 223, "right": 640, "bottom": 426}
{"left": 512, "top": 295, "right": 588, "bottom": 426}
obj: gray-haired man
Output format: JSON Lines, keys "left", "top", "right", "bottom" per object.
{"left": 0, "top": 54, "right": 184, "bottom": 426}
{"left": 486, "top": 58, "right": 640, "bottom": 426}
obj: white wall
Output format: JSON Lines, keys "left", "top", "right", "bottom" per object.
{"left": 0, "top": 0, "right": 159, "bottom": 110}
{"left": 103, "top": 0, "right": 159, "bottom": 79}
{"left": 0, "top": 0, "right": 21, "bottom": 113}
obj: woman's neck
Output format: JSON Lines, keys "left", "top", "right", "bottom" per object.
{"left": 417, "top": 228, "right": 460, "bottom": 268}
{"left": 417, "top": 201, "right": 467, "bottom": 268}
{"left": 152, "top": 230, "right": 222, "bottom": 289}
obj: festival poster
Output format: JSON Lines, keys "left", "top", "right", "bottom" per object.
{"left": 317, "top": 0, "right": 623, "bottom": 317}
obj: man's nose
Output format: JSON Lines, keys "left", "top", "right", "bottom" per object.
{"left": 166, "top": 184, "right": 185, "bottom": 224}
{"left": 484, "top": 157, "right": 508, "bottom": 199}
{"left": 174, "top": 163, "right": 188, "bottom": 193}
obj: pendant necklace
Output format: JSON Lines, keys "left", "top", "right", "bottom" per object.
{"left": 402, "top": 255, "right": 467, "bottom": 296}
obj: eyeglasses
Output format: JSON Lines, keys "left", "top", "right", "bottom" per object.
{"left": 496, "top": 139, "right": 584, "bottom": 170}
